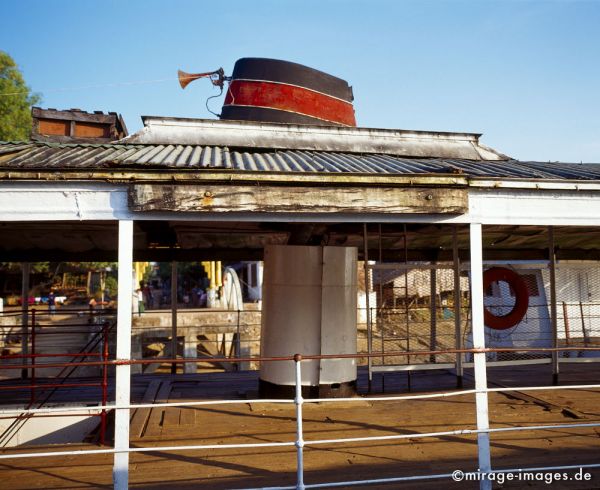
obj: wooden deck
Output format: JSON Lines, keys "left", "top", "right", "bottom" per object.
{"left": 1, "top": 364, "right": 599, "bottom": 489}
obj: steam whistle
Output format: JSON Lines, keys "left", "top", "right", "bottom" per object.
{"left": 177, "top": 68, "right": 227, "bottom": 89}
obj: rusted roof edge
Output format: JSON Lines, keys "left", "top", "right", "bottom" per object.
{"left": 0, "top": 169, "right": 467, "bottom": 187}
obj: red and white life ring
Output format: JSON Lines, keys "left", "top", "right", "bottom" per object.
{"left": 482, "top": 267, "right": 529, "bottom": 330}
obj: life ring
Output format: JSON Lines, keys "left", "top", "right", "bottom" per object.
{"left": 482, "top": 267, "right": 529, "bottom": 330}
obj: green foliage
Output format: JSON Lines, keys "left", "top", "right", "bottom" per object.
{"left": 155, "top": 262, "right": 207, "bottom": 285}
{"left": 67, "top": 262, "right": 117, "bottom": 272}
{"left": 0, "top": 262, "right": 50, "bottom": 273}
{"left": 0, "top": 51, "right": 41, "bottom": 141}
{"left": 104, "top": 275, "right": 118, "bottom": 297}
{"left": 140, "top": 263, "right": 154, "bottom": 285}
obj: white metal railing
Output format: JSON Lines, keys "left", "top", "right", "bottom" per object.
{"left": 0, "top": 352, "right": 599, "bottom": 489}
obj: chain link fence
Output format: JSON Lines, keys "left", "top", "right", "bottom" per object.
{"left": 361, "top": 263, "right": 466, "bottom": 368}
{"left": 362, "top": 257, "right": 600, "bottom": 372}
{"left": 544, "top": 263, "right": 600, "bottom": 357}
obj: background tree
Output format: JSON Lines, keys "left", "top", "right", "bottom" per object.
{"left": 0, "top": 50, "right": 41, "bottom": 141}
{"left": 0, "top": 262, "right": 50, "bottom": 274}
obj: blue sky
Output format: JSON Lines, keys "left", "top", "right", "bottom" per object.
{"left": 2, "top": 0, "right": 599, "bottom": 162}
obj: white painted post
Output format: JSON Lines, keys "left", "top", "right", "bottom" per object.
{"left": 183, "top": 332, "right": 198, "bottom": 374}
{"left": 294, "top": 354, "right": 305, "bottom": 490}
{"left": 469, "top": 223, "right": 492, "bottom": 490}
{"left": 114, "top": 220, "right": 133, "bottom": 490}
{"left": 236, "top": 310, "right": 241, "bottom": 371}
{"left": 257, "top": 262, "right": 264, "bottom": 295}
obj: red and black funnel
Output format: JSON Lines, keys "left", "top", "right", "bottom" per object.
{"left": 221, "top": 58, "right": 356, "bottom": 127}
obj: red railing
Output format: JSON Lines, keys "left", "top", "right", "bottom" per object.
{"left": 0, "top": 310, "right": 114, "bottom": 447}
{"left": 4, "top": 346, "right": 600, "bottom": 371}
{"left": 100, "top": 324, "right": 109, "bottom": 445}
{"left": 30, "top": 308, "right": 36, "bottom": 405}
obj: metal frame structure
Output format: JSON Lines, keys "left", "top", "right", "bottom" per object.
{"left": 0, "top": 309, "right": 113, "bottom": 447}
{"left": 2, "top": 148, "right": 600, "bottom": 488}
{"left": 365, "top": 260, "right": 466, "bottom": 377}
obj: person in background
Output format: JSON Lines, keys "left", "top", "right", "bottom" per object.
{"left": 89, "top": 297, "right": 97, "bottom": 312}
{"left": 137, "top": 286, "right": 145, "bottom": 316}
{"left": 142, "top": 283, "right": 150, "bottom": 310}
{"left": 191, "top": 285, "right": 199, "bottom": 307}
{"left": 152, "top": 286, "right": 162, "bottom": 309}
{"left": 132, "top": 287, "right": 139, "bottom": 316}
{"left": 48, "top": 289, "right": 56, "bottom": 315}
{"left": 199, "top": 289, "right": 207, "bottom": 307}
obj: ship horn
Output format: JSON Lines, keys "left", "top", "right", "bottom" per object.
{"left": 177, "top": 68, "right": 226, "bottom": 89}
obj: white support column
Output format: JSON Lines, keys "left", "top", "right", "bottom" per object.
{"left": 469, "top": 223, "right": 492, "bottom": 489}
{"left": 113, "top": 220, "right": 133, "bottom": 490}
{"left": 257, "top": 262, "right": 264, "bottom": 292}
{"left": 184, "top": 332, "right": 198, "bottom": 374}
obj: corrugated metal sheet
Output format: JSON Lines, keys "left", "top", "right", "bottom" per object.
{"left": 1, "top": 141, "right": 600, "bottom": 181}
{"left": 124, "top": 116, "right": 508, "bottom": 160}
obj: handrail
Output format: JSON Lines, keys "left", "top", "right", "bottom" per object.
{"left": 1, "top": 352, "right": 103, "bottom": 359}
{"left": 2, "top": 344, "right": 600, "bottom": 371}
{"left": 0, "top": 354, "right": 599, "bottom": 490}
{"left": 1, "top": 311, "right": 600, "bottom": 486}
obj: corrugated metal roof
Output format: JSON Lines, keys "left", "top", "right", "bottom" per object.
{"left": 1, "top": 141, "right": 600, "bottom": 181}
{"left": 123, "top": 116, "right": 508, "bottom": 161}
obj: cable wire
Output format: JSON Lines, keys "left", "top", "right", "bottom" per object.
{"left": 0, "top": 76, "right": 190, "bottom": 97}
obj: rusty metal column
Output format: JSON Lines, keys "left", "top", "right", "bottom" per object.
{"left": 171, "top": 261, "right": 178, "bottom": 374}
{"left": 378, "top": 225, "right": 385, "bottom": 370}
{"left": 453, "top": 226, "right": 463, "bottom": 387}
{"left": 429, "top": 266, "right": 437, "bottom": 363}
{"left": 20, "top": 262, "right": 30, "bottom": 379}
{"left": 549, "top": 226, "right": 559, "bottom": 384}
